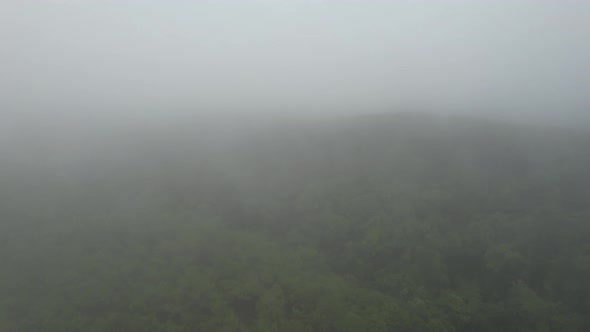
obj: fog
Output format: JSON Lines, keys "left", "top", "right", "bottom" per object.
{"left": 4, "top": 2, "right": 590, "bottom": 330}
{"left": 2, "top": 0, "right": 589, "bottom": 124}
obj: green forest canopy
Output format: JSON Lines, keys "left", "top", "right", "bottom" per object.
{"left": 2, "top": 113, "right": 590, "bottom": 331}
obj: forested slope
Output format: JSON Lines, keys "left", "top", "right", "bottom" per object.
{"left": 2, "top": 113, "right": 590, "bottom": 331}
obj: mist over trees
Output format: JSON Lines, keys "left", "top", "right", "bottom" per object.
{"left": 2, "top": 1, "right": 590, "bottom": 331}
{"left": 2, "top": 113, "right": 590, "bottom": 331}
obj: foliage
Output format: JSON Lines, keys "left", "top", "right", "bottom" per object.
{"left": 2, "top": 114, "right": 590, "bottom": 331}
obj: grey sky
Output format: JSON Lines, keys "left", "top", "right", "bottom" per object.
{"left": 1, "top": 0, "right": 589, "bottom": 119}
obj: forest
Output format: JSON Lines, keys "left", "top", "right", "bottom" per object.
{"left": 2, "top": 113, "right": 590, "bottom": 331}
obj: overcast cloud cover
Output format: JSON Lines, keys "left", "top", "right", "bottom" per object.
{"left": 1, "top": 0, "right": 589, "bottom": 122}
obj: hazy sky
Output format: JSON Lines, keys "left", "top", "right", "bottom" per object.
{"left": 1, "top": 0, "right": 589, "bottom": 119}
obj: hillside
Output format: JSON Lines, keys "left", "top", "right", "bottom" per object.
{"left": 2, "top": 113, "right": 590, "bottom": 331}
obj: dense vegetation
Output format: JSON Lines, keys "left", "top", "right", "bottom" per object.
{"left": 2, "top": 113, "right": 590, "bottom": 331}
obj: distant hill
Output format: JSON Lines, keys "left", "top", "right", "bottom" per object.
{"left": 2, "top": 112, "right": 590, "bottom": 331}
